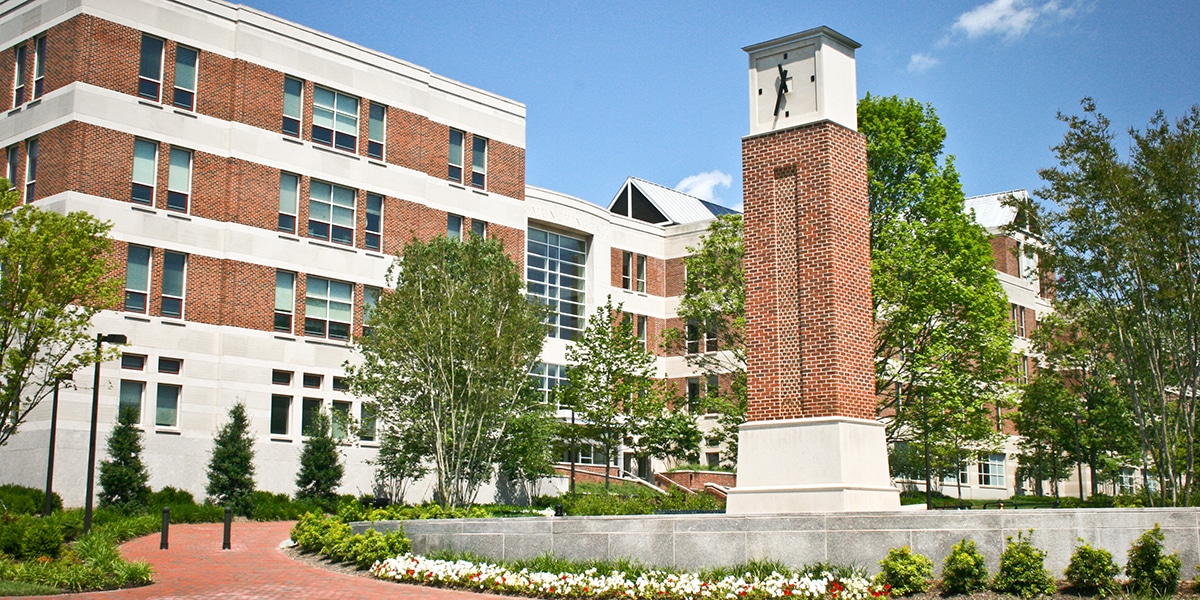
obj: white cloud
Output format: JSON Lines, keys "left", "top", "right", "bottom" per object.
{"left": 949, "top": 0, "right": 1088, "bottom": 42}
{"left": 907, "top": 53, "right": 939, "bottom": 74}
{"left": 675, "top": 170, "right": 734, "bottom": 207}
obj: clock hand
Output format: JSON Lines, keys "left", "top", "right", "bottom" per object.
{"left": 773, "top": 64, "right": 789, "bottom": 117}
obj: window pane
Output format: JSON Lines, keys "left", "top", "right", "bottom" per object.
{"left": 369, "top": 103, "right": 385, "bottom": 140}
{"left": 335, "top": 93, "right": 358, "bottom": 115}
{"left": 447, "top": 214, "right": 462, "bottom": 239}
{"left": 168, "top": 148, "right": 191, "bottom": 192}
{"left": 313, "top": 86, "right": 335, "bottom": 111}
{"left": 155, "top": 384, "right": 179, "bottom": 427}
{"left": 283, "top": 77, "right": 303, "bottom": 118}
{"left": 366, "top": 194, "right": 382, "bottom": 233}
{"left": 132, "top": 140, "right": 157, "bottom": 185}
{"left": 270, "top": 395, "right": 290, "bottom": 436}
{"left": 126, "top": 246, "right": 150, "bottom": 291}
{"left": 449, "top": 130, "right": 463, "bottom": 166}
{"left": 138, "top": 35, "right": 163, "bottom": 80}
{"left": 329, "top": 281, "right": 353, "bottom": 305}
{"left": 279, "top": 173, "right": 298, "bottom": 214}
{"left": 275, "top": 271, "right": 294, "bottom": 312}
{"left": 174, "top": 46, "right": 197, "bottom": 91}
{"left": 301, "top": 398, "right": 321, "bottom": 435}
{"left": 331, "top": 401, "right": 350, "bottom": 438}
{"left": 162, "top": 252, "right": 185, "bottom": 297}
{"left": 526, "top": 227, "right": 587, "bottom": 339}
{"left": 473, "top": 136, "right": 487, "bottom": 172}
{"left": 119, "top": 380, "right": 143, "bottom": 418}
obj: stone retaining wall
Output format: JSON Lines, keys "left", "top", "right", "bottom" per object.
{"left": 355, "top": 508, "right": 1200, "bottom": 576}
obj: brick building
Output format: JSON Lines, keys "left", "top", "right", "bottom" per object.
{"left": 0, "top": 0, "right": 738, "bottom": 505}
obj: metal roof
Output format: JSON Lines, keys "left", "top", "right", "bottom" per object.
{"left": 964, "top": 189, "right": 1027, "bottom": 230}
{"left": 607, "top": 177, "right": 739, "bottom": 225}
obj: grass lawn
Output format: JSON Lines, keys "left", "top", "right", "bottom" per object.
{"left": 0, "top": 580, "right": 61, "bottom": 596}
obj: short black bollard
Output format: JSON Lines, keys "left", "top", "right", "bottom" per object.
{"left": 222, "top": 507, "right": 232, "bottom": 550}
{"left": 553, "top": 504, "right": 564, "bottom": 517}
{"left": 160, "top": 506, "right": 170, "bottom": 550}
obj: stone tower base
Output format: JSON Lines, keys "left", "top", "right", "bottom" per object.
{"left": 725, "top": 416, "right": 899, "bottom": 514}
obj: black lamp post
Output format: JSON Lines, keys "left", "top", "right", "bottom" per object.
{"left": 83, "top": 333, "right": 128, "bottom": 534}
{"left": 43, "top": 374, "right": 72, "bottom": 516}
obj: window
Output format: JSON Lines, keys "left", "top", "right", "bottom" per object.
{"left": 526, "top": 228, "right": 587, "bottom": 340}
{"left": 308, "top": 181, "right": 355, "bottom": 245}
{"left": 707, "top": 375, "right": 719, "bottom": 398}
{"left": 1119, "top": 467, "right": 1137, "bottom": 495}
{"left": 574, "top": 445, "right": 609, "bottom": 466}
{"left": 282, "top": 76, "right": 303, "bottom": 137}
{"left": 332, "top": 376, "right": 348, "bottom": 392}
{"left": 172, "top": 45, "right": 197, "bottom": 110}
{"left": 137, "top": 35, "right": 164, "bottom": 101}
{"left": 359, "top": 403, "right": 376, "bottom": 442}
{"left": 303, "top": 373, "right": 322, "bottom": 389}
{"left": 1011, "top": 303, "right": 1026, "bottom": 338}
{"left": 362, "top": 286, "right": 380, "bottom": 337}
{"left": 471, "top": 219, "right": 487, "bottom": 239}
{"left": 278, "top": 172, "right": 299, "bottom": 233}
{"left": 311, "top": 86, "right": 358, "bottom": 151}
{"left": 686, "top": 377, "right": 700, "bottom": 413}
{"left": 531, "top": 362, "right": 567, "bottom": 407}
{"left": 636, "top": 255, "right": 647, "bottom": 292}
{"left": 365, "top": 193, "right": 382, "bottom": 251}
{"left": 166, "top": 148, "right": 192, "bottom": 212}
{"left": 272, "top": 370, "right": 292, "bottom": 386}
{"left": 160, "top": 251, "right": 186, "bottom": 318}
{"left": 125, "top": 245, "right": 151, "bottom": 313}
{"left": 270, "top": 395, "right": 290, "bottom": 436}
{"left": 686, "top": 319, "right": 718, "bottom": 354}
{"left": 301, "top": 398, "right": 321, "bottom": 435}
{"left": 471, "top": 136, "right": 487, "bottom": 189}
{"left": 1015, "top": 355, "right": 1029, "bottom": 385}
{"left": 6, "top": 146, "right": 17, "bottom": 185}
{"left": 274, "top": 270, "right": 295, "bottom": 332}
{"left": 23, "top": 138, "right": 36, "bottom": 202}
{"left": 978, "top": 453, "right": 1005, "bottom": 487}
{"left": 158, "top": 357, "right": 182, "bottom": 374}
{"left": 155, "top": 383, "right": 180, "bottom": 427}
{"left": 367, "top": 102, "right": 385, "bottom": 159}
{"left": 32, "top": 36, "right": 45, "bottom": 99}
{"left": 447, "top": 214, "right": 463, "bottom": 240}
{"left": 706, "top": 452, "right": 721, "bottom": 467}
{"left": 121, "top": 354, "right": 146, "bottom": 370}
{"left": 621, "top": 251, "right": 633, "bottom": 289}
{"left": 12, "top": 44, "right": 26, "bottom": 107}
{"left": 119, "top": 380, "right": 144, "bottom": 420}
{"left": 448, "top": 129, "right": 463, "bottom": 182}
{"left": 637, "top": 315, "right": 647, "bottom": 349}
{"left": 331, "top": 401, "right": 350, "bottom": 438}
{"left": 131, "top": 139, "right": 157, "bottom": 204}
{"left": 304, "top": 276, "right": 352, "bottom": 340}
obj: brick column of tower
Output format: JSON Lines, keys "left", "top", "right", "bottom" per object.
{"left": 725, "top": 27, "right": 899, "bottom": 514}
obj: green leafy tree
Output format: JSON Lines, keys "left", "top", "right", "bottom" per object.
{"left": 205, "top": 402, "right": 256, "bottom": 516}
{"left": 1037, "top": 100, "right": 1200, "bottom": 504}
{"left": 495, "top": 402, "right": 559, "bottom": 504}
{"left": 295, "top": 410, "right": 344, "bottom": 504}
{"left": 638, "top": 410, "right": 702, "bottom": 464}
{"left": 350, "top": 235, "right": 546, "bottom": 509}
{"left": 98, "top": 406, "right": 151, "bottom": 511}
{"left": 662, "top": 214, "right": 746, "bottom": 466}
{"left": 0, "top": 181, "right": 122, "bottom": 448}
{"left": 1013, "top": 370, "right": 1077, "bottom": 497}
{"left": 860, "top": 94, "right": 1012, "bottom": 488}
{"left": 368, "top": 421, "right": 428, "bottom": 505}
{"left": 560, "top": 297, "right": 661, "bottom": 489}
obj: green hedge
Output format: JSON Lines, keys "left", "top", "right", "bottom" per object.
{"left": 291, "top": 512, "right": 411, "bottom": 570}
{"left": 0, "top": 484, "right": 62, "bottom": 516}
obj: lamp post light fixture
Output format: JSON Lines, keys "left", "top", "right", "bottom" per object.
{"left": 43, "top": 374, "right": 73, "bottom": 516}
{"left": 83, "top": 333, "right": 128, "bottom": 534}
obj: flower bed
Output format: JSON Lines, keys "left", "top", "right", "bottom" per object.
{"left": 371, "top": 553, "right": 891, "bottom": 599}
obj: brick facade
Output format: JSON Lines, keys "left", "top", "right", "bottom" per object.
{"left": 742, "top": 120, "right": 875, "bottom": 422}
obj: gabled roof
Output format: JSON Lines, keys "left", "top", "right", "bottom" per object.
{"left": 607, "top": 177, "right": 739, "bottom": 226}
{"left": 964, "top": 189, "right": 1028, "bottom": 230}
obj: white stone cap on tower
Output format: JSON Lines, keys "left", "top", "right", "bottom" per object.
{"left": 744, "top": 26, "right": 860, "bottom": 135}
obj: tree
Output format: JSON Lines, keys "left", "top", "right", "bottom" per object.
{"left": 98, "top": 406, "right": 151, "bottom": 511}
{"left": 368, "top": 421, "right": 428, "bottom": 505}
{"left": 495, "top": 402, "right": 558, "bottom": 505}
{"left": 860, "top": 94, "right": 1013, "bottom": 486}
{"left": 350, "top": 235, "right": 546, "bottom": 509}
{"left": 1036, "top": 100, "right": 1200, "bottom": 504}
{"left": 662, "top": 214, "right": 746, "bottom": 466}
{"left": 0, "top": 181, "right": 121, "bottom": 448}
{"left": 295, "top": 410, "right": 344, "bottom": 504}
{"left": 206, "top": 402, "right": 256, "bottom": 516}
{"left": 560, "top": 297, "right": 661, "bottom": 489}
{"left": 1012, "top": 370, "right": 1077, "bottom": 497}
{"left": 638, "top": 410, "right": 702, "bottom": 464}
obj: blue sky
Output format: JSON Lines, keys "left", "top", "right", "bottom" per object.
{"left": 241, "top": 1, "right": 1200, "bottom": 211}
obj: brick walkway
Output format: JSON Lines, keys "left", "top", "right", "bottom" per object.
{"left": 51, "top": 521, "right": 502, "bottom": 599}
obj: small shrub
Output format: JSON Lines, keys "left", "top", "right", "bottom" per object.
{"left": 0, "top": 484, "right": 61, "bottom": 515}
{"left": 19, "top": 519, "right": 64, "bottom": 560}
{"left": 1065, "top": 540, "right": 1119, "bottom": 596}
{"left": 146, "top": 486, "right": 196, "bottom": 507}
{"left": 941, "top": 538, "right": 989, "bottom": 595}
{"left": 873, "top": 546, "right": 932, "bottom": 596}
{"left": 991, "top": 530, "right": 1055, "bottom": 599}
{"left": 97, "top": 407, "right": 152, "bottom": 512}
{"left": 1126, "top": 524, "right": 1181, "bottom": 596}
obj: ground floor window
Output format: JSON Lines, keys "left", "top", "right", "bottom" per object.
{"left": 978, "top": 453, "right": 1005, "bottom": 487}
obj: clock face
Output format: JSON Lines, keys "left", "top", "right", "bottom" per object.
{"left": 753, "top": 44, "right": 817, "bottom": 131}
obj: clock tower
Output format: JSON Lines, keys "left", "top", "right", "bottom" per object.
{"left": 726, "top": 27, "right": 900, "bottom": 513}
